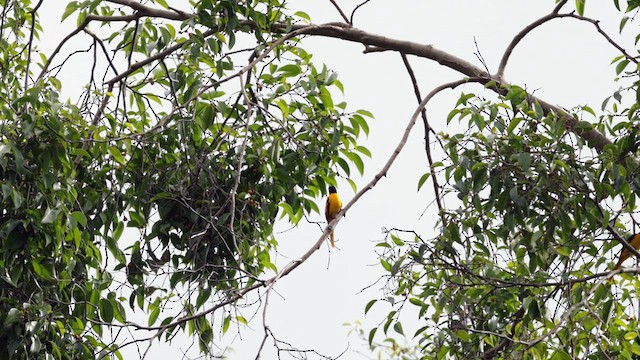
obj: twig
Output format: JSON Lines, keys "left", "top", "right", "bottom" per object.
{"left": 328, "top": 0, "right": 350, "bottom": 24}
{"left": 24, "top": 0, "right": 44, "bottom": 89}
{"left": 399, "top": 53, "right": 445, "bottom": 223}
{"left": 349, "top": 0, "right": 372, "bottom": 25}
{"left": 497, "top": 1, "right": 635, "bottom": 78}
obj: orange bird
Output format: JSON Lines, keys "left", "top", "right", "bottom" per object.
{"left": 613, "top": 234, "right": 640, "bottom": 270}
{"left": 325, "top": 185, "right": 343, "bottom": 247}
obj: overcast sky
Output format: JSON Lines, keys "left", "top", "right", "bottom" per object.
{"left": 37, "top": 1, "right": 630, "bottom": 359}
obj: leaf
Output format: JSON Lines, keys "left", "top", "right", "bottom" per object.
{"left": 278, "top": 64, "right": 301, "bottom": 77}
{"left": 71, "top": 211, "right": 88, "bottom": 227}
{"left": 365, "top": 299, "right": 377, "bottom": 315}
{"left": 616, "top": 59, "right": 630, "bottom": 75}
{"left": 356, "top": 109, "right": 374, "bottom": 118}
{"left": 222, "top": 315, "right": 231, "bottom": 334}
{"left": 368, "top": 328, "right": 377, "bottom": 348}
{"left": 575, "top": 0, "right": 585, "bottom": 15}
{"left": 393, "top": 322, "right": 404, "bottom": 336}
{"left": 620, "top": 16, "right": 630, "bottom": 33}
{"left": 380, "top": 259, "right": 392, "bottom": 272}
{"left": 42, "top": 207, "right": 61, "bottom": 224}
{"left": 61, "top": 1, "right": 79, "bottom": 21}
{"left": 418, "top": 172, "right": 431, "bottom": 191}
{"left": 507, "top": 117, "right": 523, "bottom": 134}
{"left": 343, "top": 151, "right": 364, "bottom": 175}
{"left": 319, "top": 87, "right": 334, "bottom": 109}
{"left": 294, "top": 11, "right": 311, "bottom": 23}
{"left": 99, "top": 299, "right": 114, "bottom": 323}
{"left": 148, "top": 306, "right": 160, "bottom": 326}
{"left": 108, "top": 146, "right": 126, "bottom": 166}
{"left": 3, "top": 308, "right": 21, "bottom": 326}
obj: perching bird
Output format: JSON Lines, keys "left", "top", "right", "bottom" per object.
{"left": 325, "top": 185, "right": 343, "bottom": 247}
{"left": 613, "top": 233, "right": 640, "bottom": 270}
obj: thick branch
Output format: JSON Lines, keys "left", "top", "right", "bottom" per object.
{"left": 286, "top": 23, "right": 614, "bottom": 153}
{"left": 105, "top": 0, "right": 191, "bottom": 21}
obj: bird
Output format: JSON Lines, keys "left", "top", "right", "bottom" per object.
{"left": 613, "top": 233, "right": 640, "bottom": 270}
{"left": 325, "top": 185, "right": 343, "bottom": 247}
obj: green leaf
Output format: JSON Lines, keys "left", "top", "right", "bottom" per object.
{"left": 356, "top": 109, "right": 374, "bottom": 118}
{"left": 575, "top": 0, "right": 585, "bottom": 15}
{"left": 149, "top": 306, "right": 160, "bottom": 326}
{"left": 365, "top": 299, "right": 377, "bottom": 315}
{"left": 278, "top": 64, "right": 301, "bottom": 77}
{"left": 344, "top": 151, "right": 364, "bottom": 175}
{"left": 222, "top": 315, "right": 231, "bottom": 334}
{"left": 294, "top": 11, "right": 311, "bottom": 23}
{"left": 368, "top": 328, "right": 377, "bottom": 348}
{"left": 99, "top": 299, "right": 114, "bottom": 323}
{"left": 507, "top": 117, "right": 523, "bottom": 134}
{"left": 42, "top": 207, "right": 61, "bottom": 224}
{"left": 616, "top": 59, "right": 630, "bottom": 75}
{"left": 61, "top": 1, "right": 79, "bottom": 21}
{"left": 418, "top": 172, "right": 431, "bottom": 191}
{"left": 108, "top": 146, "right": 126, "bottom": 166}
{"left": 3, "top": 308, "right": 21, "bottom": 326}
{"left": 71, "top": 211, "right": 88, "bottom": 227}
{"left": 620, "top": 16, "right": 630, "bottom": 33}
{"left": 393, "top": 322, "right": 404, "bottom": 336}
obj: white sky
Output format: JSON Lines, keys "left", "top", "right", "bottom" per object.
{"left": 36, "top": 1, "right": 630, "bottom": 359}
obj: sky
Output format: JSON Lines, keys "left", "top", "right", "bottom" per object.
{"left": 35, "top": 1, "right": 630, "bottom": 359}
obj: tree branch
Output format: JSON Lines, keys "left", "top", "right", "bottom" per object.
{"left": 399, "top": 53, "right": 445, "bottom": 223}
{"left": 105, "top": 0, "right": 192, "bottom": 21}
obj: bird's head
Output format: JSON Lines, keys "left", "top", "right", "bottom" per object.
{"left": 328, "top": 185, "right": 337, "bottom": 194}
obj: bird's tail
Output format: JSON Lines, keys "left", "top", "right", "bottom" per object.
{"left": 330, "top": 231, "right": 335, "bottom": 247}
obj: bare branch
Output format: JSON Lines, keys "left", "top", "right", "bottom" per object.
{"left": 399, "top": 53, "right": 445, "bottom": 223}
{"left": 350, "top": 0, "right": 373, "bottom": 25}
{"left": 328, "top": 0, "right": 350, "bottom": 24}
{"left": 24, "top": 0, "right": 44, "bottom": 89}
{"left": 498, "top": 3, "right": 636, "bottom": 78}
{"left": 105, "top": 0, "right": 192, "bottom": 21}
{"left": 497, "top": 7, "right": 567, "bottom": 78}
{"left": 288, "top": 23, "right": 614, "bottom": 152}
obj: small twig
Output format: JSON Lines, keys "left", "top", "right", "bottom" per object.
{"left": 349, "top": 0, "right": 372, "bottom": 25}
{"left": 328, "top": 0, "right": 350, "bottom": 24}
{"left": 497, "top": 1, "right": 635, "bottom": 78}
{"left": 473, "top": 37, "right": 490, "bottom": 75}
{"left": 399, "top": 53, "right": 445, "bottom": 223}
{"left": 24, "top": 0, "right": 44, "bottom": 89}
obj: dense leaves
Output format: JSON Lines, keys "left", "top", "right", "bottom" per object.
{"left": 367, "top": 2, "right": 640, "bottom": 359}
{"left": 0, "top": 0, "right": 371, "bottom": 358}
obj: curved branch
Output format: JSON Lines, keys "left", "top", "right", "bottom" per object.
{"left": 120, "top": 77, "right": 475, "bottom": 337}
{"left": 497, "top": 1, "right": 636, "bottom": 78}
{"left": 328, "top": 0, "right": 350, "bottom": 24}
{"left": 400, "top": 53, "right": 445, "bottom": 223}
{"left": 286, "top": 23, "right": 614, "bottom": 153}
{"left": 105, "top": 0, "right": 192, "bottom": 21}
{"left": 497, "top": 6, "right": 569, "bottom": 78}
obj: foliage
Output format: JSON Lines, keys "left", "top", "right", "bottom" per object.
{"left": 368, "top": 2, "right": 640, "bottom": 359}
{"left": 0, "top": 0, "right": 370, "bottom": 358}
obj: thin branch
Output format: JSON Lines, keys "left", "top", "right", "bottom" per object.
{"left": 105, "top": 0, "right": 192, "bottom": 21}
{"left": 24, "top": 0, "right": 44, "bottom": 89}
{"left": 349, "top": 0, "right": 372, "bottom": 25}
{"left": 498, "top": 2, "right": 636, "bottom": 78}
{"left": 399, "top": 53, "right": 445, "bottom": 223}
{"left": 497, "top": 5, "right": 568, "bottom": 78}
{"left": 287, "top": 22, "right": 614, "bottom": 152}
{"left": 565, "top": 12, "right": 638, "bottom": 63}
{"left": 552, "top": 0, "right": 569, "bottom": 14}
{"left": 328, "top": 0, "right": 350, "bottom": 24}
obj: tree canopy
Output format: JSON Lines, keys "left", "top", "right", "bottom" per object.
{"left": 2, "top": 0, "right": 640, "bottom": 359}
